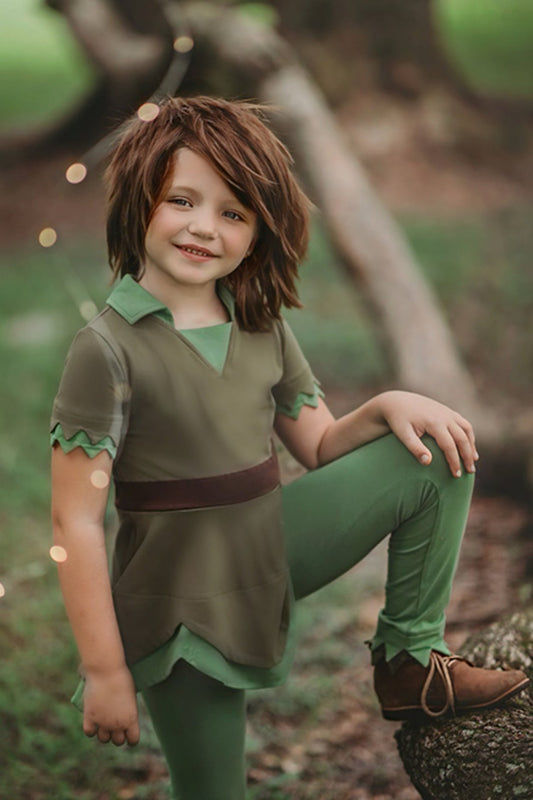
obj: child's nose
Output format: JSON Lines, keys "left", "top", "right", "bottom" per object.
{"left": 186, "top": 210, "right": 217, "bottom": 239}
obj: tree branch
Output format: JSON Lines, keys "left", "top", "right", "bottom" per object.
{"left": 45, "top": 0, "right": 168, "bottom": 80}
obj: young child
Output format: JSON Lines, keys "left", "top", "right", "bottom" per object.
{"left": 50, "top": 96, "right": 528, "bottom": 800}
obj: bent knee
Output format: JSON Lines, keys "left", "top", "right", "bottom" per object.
{"left": 420, "top": 434, "right": 475, "bottom": 491}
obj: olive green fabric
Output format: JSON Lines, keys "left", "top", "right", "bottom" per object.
{"left": 56, "top": 279, "right": 323, "bottom": 707}
{"left": 51, "top": 275, "right": 319, "bottom": 669}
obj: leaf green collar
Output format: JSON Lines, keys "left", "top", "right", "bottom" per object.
{"left": 106, "top": 274, "right": 236, "bottom": 326}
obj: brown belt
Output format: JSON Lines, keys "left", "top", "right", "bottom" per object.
{"left": 114, "top": 451, "right": 280, "bottom": 512}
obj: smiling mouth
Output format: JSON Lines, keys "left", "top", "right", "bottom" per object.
{"left": 177, "top": 245, "right": 218, "bottom": 257}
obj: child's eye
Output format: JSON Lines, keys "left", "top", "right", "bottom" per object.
{"left": 169, "top": 198, "right": 192, "bottom": 207}
{"left": 223, "top": 210, "right": 244, "bottom": 221}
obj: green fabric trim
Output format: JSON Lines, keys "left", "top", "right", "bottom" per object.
{"left": 106, "top": 274, "right": 235, "bottom": 326}
{"left": 275, "top": 383, "right": 325, "bottom": 420}
{"left": 132, "top": 610, "right": 297, "bottom": 693}
{"left": 180, "top": 323, "right": 232, "bottom": 374}
{"left": 50, "top": 423, "right": 117, "bottom": 459}
{"left": 152, "top": 307, "right": 174, "bottom": 326}
{"left": 72, "top": 609, "right": 297, "bottom": 711}
{"left": 369, "top": 636, "right": 451, "bottom": 669}
{"left": 106, "top": 275, "right": 173, "bottom": 325}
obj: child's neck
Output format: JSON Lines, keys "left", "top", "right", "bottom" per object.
{"left": 139, "top": 274, "right": 229, "bottom": 329}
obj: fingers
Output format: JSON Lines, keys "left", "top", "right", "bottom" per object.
{"left": 424, "top": 424, "right": 478, "bottom": 478}
{"left": 111, "top": 730, "right": 126, "bottom": 746}
{"left": 83, "top": 721, "right": 139, "bottom": 747}
{"left": 394, "top": 424, "right": 434, "bottom": 466}
{"left": 383, "top": 393, "right": 478, "bottom": 478}
{"left": 449, "top": 418, "right": 478, "bottom": 475}
{"left": 432, "top": 427, "right": 465, "bottom": 477}
{"left": 83, "top": 719, "right": 98, "bottom": 739}
{"left": 395, "top": 419, "right": 478, "bottom": 478}
{"left": 126, "top": 719, "right": 140, "bottom": 747}
{"left": 83, "top": 722, "right": 112, "bottom": 744}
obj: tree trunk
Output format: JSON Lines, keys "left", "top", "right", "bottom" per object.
{"left": 263, "top": 65, "right": 480, "bottom": 411}
{"left": 396, "top": 610, "right": 533, "bottom": 800}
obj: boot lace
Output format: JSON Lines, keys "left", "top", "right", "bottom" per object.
{"left": 420, "top": 652, "right": 472, "bottom": 718}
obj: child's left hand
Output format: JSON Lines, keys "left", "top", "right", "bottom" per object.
{"left": 275, "top": 389, "right": 478, "bottom": 477}
{"left": 376, "top": 390, "right": 478, "bottom": 477}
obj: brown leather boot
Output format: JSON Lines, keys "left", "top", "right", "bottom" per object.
{"left": 374, "top": 651, "right": 530, "bottom": 720}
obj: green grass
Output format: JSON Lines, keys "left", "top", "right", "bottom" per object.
{"left": 0, "top": 0, "right": 94, "bottom": 127}
{"left": 434, "top": 0, "right": 533, "bottom": 97}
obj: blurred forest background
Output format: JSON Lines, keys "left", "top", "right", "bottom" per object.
{"left": 1, "top": 1, "right": 532, "bottom": 798}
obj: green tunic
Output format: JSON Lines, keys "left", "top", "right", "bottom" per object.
{"left": 51, "top": 276, "right": 322, "bottom": 696}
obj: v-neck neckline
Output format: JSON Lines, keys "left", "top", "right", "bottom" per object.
{"left": 152, "top": 316, "right": 235, "bottom": 377}
{"left": 179, "top": 323, "right": 233, "bottom": 375}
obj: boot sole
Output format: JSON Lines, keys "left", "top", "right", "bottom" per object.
{"left": 381, "top": 676, "right": 530, "bottom": 721}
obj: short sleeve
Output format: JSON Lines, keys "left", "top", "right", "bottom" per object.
{"left": 50, "top": 326, "right": 130, "bottom": 452}
{"left": 271, "top": 319, "right": 323, "bottom": 416}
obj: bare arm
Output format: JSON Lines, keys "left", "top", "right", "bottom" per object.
{"left": 274, "top": 391, "right": 478, "bottom": 476}
{"left": 51, "top": 445, "right": 139, "bottom": 746}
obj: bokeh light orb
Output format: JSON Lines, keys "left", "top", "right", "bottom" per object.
{"left": 174, "top": 35, "right": 194, "bottom": 53}
{"left": 65, "top": 162, "right": 88, "bottom": 184}
{"left": 79, "top": 300, "right": 98, "bottom": 321}
{"left": 50, "top": 545, "right": 68, "bottom": 563}
{"left": 90, "top": 470, "right": 110, "bottom": 489}
{"left": 113, "top": 381, "right": 132, "bottom": 402}
{"left": 38, "top": 227, "right": 58, "bottom": 248}
{"left": 137, "top": 102, "right": 160, "bottom": 122}
{"left": 0, "top": 583, "right": 5, "bottom": 599}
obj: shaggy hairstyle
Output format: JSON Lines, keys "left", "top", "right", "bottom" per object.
{"left": 105, "top": 96, "right": 310, "bottom": 331}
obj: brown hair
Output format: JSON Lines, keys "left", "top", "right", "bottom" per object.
{"left": 105, "top": 96, "right": 310, "bottom": 331}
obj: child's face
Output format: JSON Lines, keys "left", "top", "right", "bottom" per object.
{"left": 142, "top": 148, "right": 257, "bottom": 293}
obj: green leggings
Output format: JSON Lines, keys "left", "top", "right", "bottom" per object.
{"left": 142, "top": 434, "right": 474, "bottom": 799}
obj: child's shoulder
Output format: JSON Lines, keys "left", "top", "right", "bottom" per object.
{"left": 74, "top": 303, "right": 136, "bottom": 348}
{"left": 65, "top": 305, "right": 130, "bottom": 372}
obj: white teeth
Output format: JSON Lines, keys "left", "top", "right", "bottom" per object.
{"left": 181, "top": 246, "right": 210, "bottom": 256}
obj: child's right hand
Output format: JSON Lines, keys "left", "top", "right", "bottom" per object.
{"left": 82, "top": 665, "right": 140, "bottom": 746}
